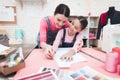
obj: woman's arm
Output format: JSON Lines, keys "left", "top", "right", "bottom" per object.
{"left": 40, "top": 17, "right": 48, "bottom": 49}
{"left": 39, "top": 17, "right": 55, "bottom": 59}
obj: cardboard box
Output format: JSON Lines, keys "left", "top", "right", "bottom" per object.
{"left": 0, "top": 61, "right": 25, "bottom": 76}
{"left": 0, "top": 47, "right": 17, "bottom": 59}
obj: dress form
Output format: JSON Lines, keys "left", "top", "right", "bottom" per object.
{"left": 108, "top": 6, "right": 115, "bottom": 18}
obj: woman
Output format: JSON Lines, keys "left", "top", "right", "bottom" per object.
{"left": 39, "top": 4, "right": 70, "bottom": 59}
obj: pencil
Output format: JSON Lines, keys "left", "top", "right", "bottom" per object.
{"left": 118, "top": 65, "right": 120, "bottom": 75}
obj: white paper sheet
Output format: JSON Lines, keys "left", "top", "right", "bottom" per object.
{"left": 0, "top": 44, "right": 10, "bottom": 52}
{"left": 54, "top": 48, "right": 87, "bottom": 68}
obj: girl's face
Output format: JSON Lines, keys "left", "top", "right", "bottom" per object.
{"left": 68, "top": 19, "right": 82, "bottom": 36}
{"left": 54, "top": 14, "right": 68, "bottom": 29}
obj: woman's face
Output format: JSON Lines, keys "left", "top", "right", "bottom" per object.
{"left": 54, "top": 14, "right": 68, "bottom": 29}
{"left": 68, "top": 19, "right": 82, "bottom": 35}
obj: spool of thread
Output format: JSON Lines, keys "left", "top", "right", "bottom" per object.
{"left": 112, "top": 47, "right": 120, "bottom": 64}
{"left": 15, "top": 57, "right": 22, "bottom": 65}
{"left": 105, "top": 52, "right": 118, "bottom": 73}
{"left": 8, "top": 61, "right": 16, "bottom": 67}
{"left": 19, "top": 47, "right": 24, "bottom": 60}
{"left": 117, "top": 65, "right": 120, "bottom": 75}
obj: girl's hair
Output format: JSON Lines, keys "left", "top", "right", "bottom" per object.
{"left": 77, "top": 16, "right": 88, "bottom": 30}
{"left": 54, "top": 4, "right": 70, "bottom": 17}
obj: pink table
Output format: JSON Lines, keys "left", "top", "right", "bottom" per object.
{"left": 13, "top": 48, "right": 120, "bottom": 79}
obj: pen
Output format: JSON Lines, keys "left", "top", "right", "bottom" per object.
{"left": 48, "top": 49, "right": 54, "bottom": 58}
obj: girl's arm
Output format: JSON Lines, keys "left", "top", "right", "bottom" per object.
{"left": 60, "top": 48, "right": 75, "bottom": 61}
{"left": 60, "top": 33, "right": 83, "bottom": 61}
{"left": 53, "top": 29, "right": 64, "bottom": 52}
{"left": 73, "top": 34, "right": 83, "bottom": 53}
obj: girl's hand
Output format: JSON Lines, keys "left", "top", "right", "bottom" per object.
{"left": 60, "top": 49, "right": 75, "bottom": 61}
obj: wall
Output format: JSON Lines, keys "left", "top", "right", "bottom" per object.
{"left": 0, "top": 0, "right": 120, "bottom": 44}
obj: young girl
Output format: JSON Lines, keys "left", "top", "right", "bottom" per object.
{"left": 52, "top": 16, "right": 88, "bottom": 60}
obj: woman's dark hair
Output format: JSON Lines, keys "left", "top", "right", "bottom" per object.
{"left": 78, "top": 16, "right": 88, "bottom": 30}
{"left": 54, "top": 4, "right": 70, "bottom": 17}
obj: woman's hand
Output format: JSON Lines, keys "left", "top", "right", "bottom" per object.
{"left": 60, "top": 49, "right": 75, "bottom": 61}
{"left": 44, "top": 45, "right": 55, "bottom": 59}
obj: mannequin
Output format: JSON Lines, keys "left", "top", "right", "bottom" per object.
{"left": 108, "top": 6, "right": 115, "bottom": 18}
{"left": 96, "top": 6, "right": 120, "bottom": 39}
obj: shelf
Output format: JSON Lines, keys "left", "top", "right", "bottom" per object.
{"left": 69, "top": 16, "right": 99, "bottom": 48}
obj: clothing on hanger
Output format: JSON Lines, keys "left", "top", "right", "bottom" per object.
{"left": 96, "top": 7, "right": 120, "bottom": 39}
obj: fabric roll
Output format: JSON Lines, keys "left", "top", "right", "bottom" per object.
{"left": 112, "top": 47, "right": 120, "bottom": 64}
{"left": 105, "top": 52, "right": 118, "bottom": 73}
